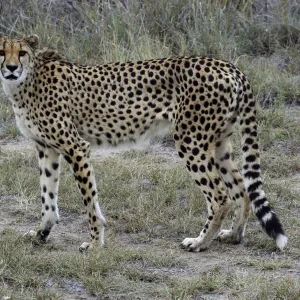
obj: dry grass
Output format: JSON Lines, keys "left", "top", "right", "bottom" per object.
{"left": 0, "top": 0, "right": 300, "bottom": 299}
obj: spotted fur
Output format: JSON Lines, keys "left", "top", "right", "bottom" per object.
{"left": 0, "top": 35, "right": 287, "bottom": 251}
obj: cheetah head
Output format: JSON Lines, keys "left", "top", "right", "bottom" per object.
{"left": 0, "top": 35, "right": 39, "bottom": 83}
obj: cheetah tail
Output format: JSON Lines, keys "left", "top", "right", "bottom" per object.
{"left": 239, "top": 88, "right": 288, "bottom": 250}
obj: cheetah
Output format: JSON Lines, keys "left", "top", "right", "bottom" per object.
{"left": 0, "top": 35, "right": 287, "bottom": 252}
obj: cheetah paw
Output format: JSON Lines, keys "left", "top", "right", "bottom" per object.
{"left": 216, "top": 229, "right": 232, "bottom": 240}
{"left": 23, "top": 230, "right": 38, "bottom": 238}
{"left": 79, "top": 242, "right": 94, "bottom": 252}
{"left": 23, "top": 230, "right": 48, "bottom": 243}
{"left": 180, "top": 237, "right": 207, "bottom": 252}
{"left": 216, "top": 229, "right": 243, "bottom": 244}
{"left": 23, "top": 229, "right": 50, "bottom": 243}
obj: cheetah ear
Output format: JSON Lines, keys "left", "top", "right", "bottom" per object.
{"left": 25, "top": 34, "right": 39, "bottom": 50}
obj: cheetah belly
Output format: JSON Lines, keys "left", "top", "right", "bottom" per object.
{"left": 84, "top": 119, "right": 172, "bottom": 153}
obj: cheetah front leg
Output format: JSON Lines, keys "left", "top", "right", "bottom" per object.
{"left": 26, "top": 144, "right": 61, "bottom": 242}
{"left": 63, "top": 139, "right": 106, "bottom": 252}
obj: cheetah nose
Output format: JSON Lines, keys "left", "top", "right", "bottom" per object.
{"left": 6, "top": 65, "right": 18, "bottom": 72}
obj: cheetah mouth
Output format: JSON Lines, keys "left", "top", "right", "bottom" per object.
{"left": 5, "top": 74, "right": 19, "bottom": 80}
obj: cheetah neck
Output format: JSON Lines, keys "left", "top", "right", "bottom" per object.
{"left": 2, "top": 81, "right": 21, "bottom": 100}
{"left": 2, "top": 70, "right": 34, "bottom": 103}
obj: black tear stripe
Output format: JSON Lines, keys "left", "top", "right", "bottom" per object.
{"left": 1, "top": 42, "right": 6, "bottom": 70}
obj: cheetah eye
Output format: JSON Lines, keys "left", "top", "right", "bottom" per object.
{"left": 0, "top": 50, "right": 5, "bottom": 56}
{"left": 19, "top": 51, "right": 27, "bottom": 57}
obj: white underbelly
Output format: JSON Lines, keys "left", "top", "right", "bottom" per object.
{"left": 87, "top": 119, "right": 172, "bottom": 153}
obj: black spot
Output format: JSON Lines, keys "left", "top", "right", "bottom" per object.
{"left": 73, "top": 163, "right": 79, "bottom": 172}
{"left": 52, "top": 162, "right": 59, "bottom": 170}
{"left": 184, "top": 136, "right": 192, "bottom": 144}
{"left": 199, "top": 165, "right": 206, "bottom": 172}
{"left": 192, "top": 148, "right": 199, "bottom": 156}
{"left": 45, "top": 169, "right": 52, "bottom": 177}
{"left": 180, "top": 145, "right": 187, "bottom": 153}
{"left": 200, "top": 178, "right": 208, "bottom": 185}
{"left": 39, "top": 151, "right": 44, "bottom": 159}
{"left": 252, "top": 164, "right": 260, "bottom": 170}
{"left": 178, "top": 152, "right": 184, "bottom": 158}
{"left": 196, "top": 133, "right": 202, "bottom": 141}
{"left": 64, "top": 155, "right": 72, "bottom": 164}
{"left": 76, "top": 156, "right": 83, "bottom": 162}
{"left": 184, "top": 61, "right": 190, "bottom": 68}
{"left": 185, "top": 111, "right": 191, "bottom": 118}
{"left": 223, "top": 153, "right": 230, "bottom": 160}
{"left": 191, "top": 164, "right": 198, "bottom": 172}
{"left": 220, "top": 167, "right": 227, "bottom": 174}
{"left": 208, "top": 75, "right": 214, "bottom": 82}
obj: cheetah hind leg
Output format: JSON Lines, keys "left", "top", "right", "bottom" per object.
{"left": 79, "top": 208, "right": 105, "bottom": 253}
{"left": 215, "top": 138, "right": 251, "bottom": 244}
{"left": 178, "top": 144, "right": 232, "bottom": 252}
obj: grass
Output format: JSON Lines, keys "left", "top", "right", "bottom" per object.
{"left": 168, "top": 266, "right": 300, "bottom": 299}
{"left": 0, "top": 0, "right": 300, "bottom": 298}
{"left": 0, "top": 232, "right": 181, "bottom": 298}
{"left": 236, "top": 55, "right": 300, "bottom": 105}
{"left": 0, "top": 1, "right": 299, "bottom": 63}
{"left": 0, "top": 94, "right": 19, "bottom": 139}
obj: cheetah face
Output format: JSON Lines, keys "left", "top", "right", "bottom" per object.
{"left": 0, "top": 35, "right": 39, "bottom": 83}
